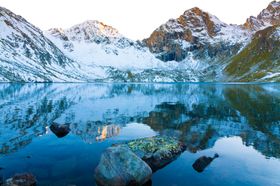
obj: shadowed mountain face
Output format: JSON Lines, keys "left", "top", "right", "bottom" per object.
{"left": 0, "top": 83, "right": 279, "bottom": 159}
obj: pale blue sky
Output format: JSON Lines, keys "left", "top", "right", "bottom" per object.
{"left": 1, "top": 0, "right": 274, "bottom": 39}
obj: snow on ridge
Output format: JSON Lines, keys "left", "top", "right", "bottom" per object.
{"left": 64, "top": 20, "right": 122, "bottom": 42}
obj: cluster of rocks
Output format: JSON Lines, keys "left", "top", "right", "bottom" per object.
{"left": 1, "top": 135, "right": 219, "bottom": 186}
{"left": 95, "top": 136, "right": 186, "bottom": 186}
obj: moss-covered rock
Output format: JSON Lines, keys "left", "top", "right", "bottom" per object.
{"left": 95, "top": 135, "right": 186, "bottom": 186}
{"left": 126, "top": 136, "right": 186, "bottom": 171}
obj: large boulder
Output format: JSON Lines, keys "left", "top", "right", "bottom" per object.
{"left": 4, "top": 173, "right": 36, "bottom": 186}
{"left": 94, "top": 146, "right": 152, "bottom": 186}
{"left": 127, "top": 136, "right": 186, "bottom": 171}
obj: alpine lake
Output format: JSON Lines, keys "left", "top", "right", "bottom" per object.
{"left": 0, "top": 83, "right": 280, "bottom": 186}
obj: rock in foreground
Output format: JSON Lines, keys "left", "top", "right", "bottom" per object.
{"left": 5, "top": 173, "right": 36, "bottom": 186}
{"left": 95, "top": 146, "right": 152, "bottom": 186}
{"left": 127, "top": 136, "right": 186, "bottom": 171}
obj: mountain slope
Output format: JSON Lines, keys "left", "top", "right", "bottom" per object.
{"left": 0, "top": 6, "right": 92, "bottom": 82}
{"left": 244, "top": 1, "right": 280, "bottom": 31}
{"left": 224, "top": 26, "right": 280, "bottom": 82}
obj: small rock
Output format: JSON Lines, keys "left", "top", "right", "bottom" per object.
{"left": 192, "top": 153, "right": 219, "bottom": 173}
{"left": 95, "top": 146, "right": 152, "bottom": 186}
{"left": 5, "top": 173, "right": 36, "bottom": 186}
{"left": 50, "top": 123, "right": 70, "bottom": 138}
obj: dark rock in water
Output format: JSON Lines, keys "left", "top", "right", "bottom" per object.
{"left": 192, "top": 153, "right": 219, "bottom": 173}
{"left": 5, "top": 173, "right": 36, "bottom": 186}
{"left": 95, "top": 146, "right": 152, "bottom": 186}
{"left": 126, "top": 136, "right": 186, "bottom": 171}
{"left": 50, "top": 123, "right": 70, "bottom": 138}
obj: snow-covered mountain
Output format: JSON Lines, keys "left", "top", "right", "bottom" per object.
{"left": 223, "top": 1, "right": 280, "bottom": 82}
{"left": 0, "top": 6, "right": 91, "bottom": 82}
{"left": 0, "top": 1, "right": 279, "bottom": 82}
{"left": 45, "top": 20, "right": 162, "bottom": 72}
{"left": 144, "top": 1, "right": 280, "bottom": 82}
{"left": 244, "top": 1, "right": 280, "bottom": 31}
{"left": 46, "top": 20, "right": 206, "bottom": 82}
{"left": 144, "top": 7, "right": 252, "bottom": 81}
{"left": 144, "top": 7, "right": 250, "bottom": 61}
{"left": 224, "top": 25, "right": 280, "bottom": 81}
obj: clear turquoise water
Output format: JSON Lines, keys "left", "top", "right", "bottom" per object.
{"left": 0, "top": 83, "right": 280, "bottom": 186}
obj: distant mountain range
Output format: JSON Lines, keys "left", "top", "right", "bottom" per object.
{"left": 0, "top": 1, "right": 279, "bottom": 82}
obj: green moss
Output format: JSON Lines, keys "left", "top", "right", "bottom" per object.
{"left": 127, "top": 136, "right": 180, "bottom": 153}
{"left": 225, "top": 26, "right": 280, "bottom": 81}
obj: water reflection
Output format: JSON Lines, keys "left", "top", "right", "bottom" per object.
{"left": 95, "top": 125, "right": 120, "bottom": 141}
{"left": 0, "top": 83, "right": 279, "bottom": 159}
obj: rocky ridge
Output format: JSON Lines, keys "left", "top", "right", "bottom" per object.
{"left": 244, "top": 1, "right": 280, "bottom": 31}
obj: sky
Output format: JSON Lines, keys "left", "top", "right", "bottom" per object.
{"left": 0, "top": 0, "right": 274, "bottom": 40}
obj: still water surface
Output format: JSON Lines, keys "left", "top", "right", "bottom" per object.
{"left": 0, "top": 83, "right": 280, "bottom": 186}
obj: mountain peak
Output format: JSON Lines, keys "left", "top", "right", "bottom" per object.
{"left": 183, "top": 7, "right": 203, "bottom": 16}
{"left": 144, "top": 6, "right": 249, "bottom": 62}
{"left": 244, "top": 0, "right": 280, "bottom": 31}
{"left": 63, "top": 20, "right": 122, "bottom": 42}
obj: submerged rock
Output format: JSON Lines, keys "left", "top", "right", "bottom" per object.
{"left": 192, "top": 153, "right": 219, "bottom": 173}
{"left": 5, "top": 173, "right": 36, "bottom": 186}
{"left": 126, "top": 136, "right": 186, "bottom": 171}
{"left": 95, "top": 146, "right": 152, "bottom": 186}
{"left": 50, "top": 123, "right": 71, "bottom": 138}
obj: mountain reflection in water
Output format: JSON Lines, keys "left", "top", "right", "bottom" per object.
{"left": 0, "top": 83, "right": 279, "bottom": 185}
